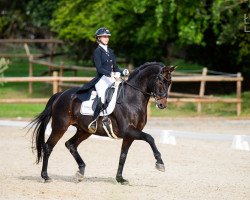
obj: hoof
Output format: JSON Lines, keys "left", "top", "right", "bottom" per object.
{"left": 75, "top": 171, "right": 84, "bottom": 182}
{"left": 44, "top": 177, "right": 52, "bottom": 183}
{"left": 116, "top": 176, "right": 129, "bottom": 185}
{"left": 120, "top": 179, "right": 129, "bottom": 185}
{"left": 155, "top": 163, "right": 165, "bottom": 172}
{"left": 42, "top": 172, "right": 52, "bottom": 183}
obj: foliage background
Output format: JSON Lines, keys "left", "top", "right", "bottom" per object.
{"left": 0, "top": 1, "right": 249, "bottom": 118}
{"left": 0, "top": 0, "right": 249, "bottom": 83}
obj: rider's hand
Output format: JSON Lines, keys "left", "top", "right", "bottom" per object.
{"left": 122, "top": 69, "right": 129, "bottom": 76}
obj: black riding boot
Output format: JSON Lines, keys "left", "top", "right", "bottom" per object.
{"left": 88, "top": 100, "right": 103, "bottom": 133}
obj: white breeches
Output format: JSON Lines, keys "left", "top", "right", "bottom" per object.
{"left": 95, "top": 72, "right": 120, "bottom": 104}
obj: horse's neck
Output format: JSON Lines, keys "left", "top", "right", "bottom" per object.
{"left": 126, "top": 70, "right": 156, "bottom": 108}
{"left": 126, "top": 84, "right": 150, "bottom": 106}
{"left": 129, "top": 67, "right": 158, "bottom": 95}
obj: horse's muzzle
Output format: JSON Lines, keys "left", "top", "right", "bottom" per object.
{"left": 156, "top": 98, "right": 167, "bottom": 109}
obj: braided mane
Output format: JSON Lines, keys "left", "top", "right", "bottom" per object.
{"left": 128, "top": 62, "right": 165, "bottom": 81}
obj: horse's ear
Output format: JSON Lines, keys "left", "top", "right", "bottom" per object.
{"left": 161, "top": 66, "right": 169, "bottom": 75}
{"left": 162, "top": 65, "right": 177, "bottom": 75}
{"left": 170, "top": 65, "right": 177, "bottom": 72}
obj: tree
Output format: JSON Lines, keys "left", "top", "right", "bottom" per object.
{"left": 26, "top": 0, "right": 59, "bottom": 37}
{"left": 50, "top": 0, "right": 212, "bottom": 65}
{"left": 0, "top": 0, "right": 249, "bottom": 72}
{"left": 0, "top": 0, "right": 30, "bottom": 37}
{"left": 211, "top": 0, "right": 250, "bottom": 69}
{"left": 0, "top": 0, "right": 58, "bottom": 38}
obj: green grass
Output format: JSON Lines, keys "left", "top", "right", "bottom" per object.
{"left": 151, "top": 102, "right": 236, "bottom": 117}
{"left": 0, "top": 56, "right": 249, "bottom": 118}
{"left": 1, "top": 57, "right": 96, "bottom": 98}
{"left": 0, "top": 104, "right": 45, "bottom": 118}
{"left": 151, "top": 102, "right": 198, "bottom": 117}
{"left": 0, "top": 56, "right": 96, "bottom": 118}
{"left": 0, "top": 82, "right": 53, "bottom": 98}
{"left": 5, "top": 58, "right": 96, "bottom": 77}
{"left": 1, "top": 92, "right": 249, "bottom": 118}
{"left": 151, "top": 92, "right": 250, "bottom": 117}
{"left": 169, "top": 58, "right": 204, "bottom": 71}
{"left": 241, "top": 92, "right": 250, "bottom": 116}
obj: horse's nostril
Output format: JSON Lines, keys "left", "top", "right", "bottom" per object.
{"left": 158, "top": 104, "right": 164, "bottom": 109}
{"left": 159, "top": 104, "right": 166, "bottom": 109}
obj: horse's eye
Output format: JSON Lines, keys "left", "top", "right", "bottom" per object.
{"left": 159, "top": 81, "right": 164, "bottom": 86}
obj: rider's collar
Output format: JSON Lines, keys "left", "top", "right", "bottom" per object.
{"left": 99, "top": 43, "right": 108, "bottom": 52}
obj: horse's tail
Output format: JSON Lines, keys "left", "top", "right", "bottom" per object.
{"left": 30, "top": 92, "right": 62, "bottom": 164}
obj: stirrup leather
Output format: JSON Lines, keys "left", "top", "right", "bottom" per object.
{"left": 102, "top": 117, "right": 118, "bottom": 139}
{"left": 88, "top": 119, "right": 97, "bottom": 134}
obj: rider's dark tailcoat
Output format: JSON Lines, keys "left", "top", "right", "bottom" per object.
{"left": 76, "top": 45, "right": 122, "bottom": 96}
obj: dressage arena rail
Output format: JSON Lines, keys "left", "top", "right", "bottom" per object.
{"left": 23, "top": 43, "right": 95, "bottom": 91}
{"left": 0, "top": 39, "right": 63, "bottom": 60}
{"left": 0, "top": 71, "right": 243, "bottom": 116}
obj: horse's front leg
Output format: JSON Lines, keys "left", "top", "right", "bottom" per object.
{"left": 144, "top": 132, "right": 165, "bottom": 172}
{"left": 127, "top": 127, "right": 165, "bottom": 172}
{"left": 116, "top": 138, "right": 134, "bottom": 185}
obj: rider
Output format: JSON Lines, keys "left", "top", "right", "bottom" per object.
{"left": 82, "top": 27, "right": 129, "bottom": 133}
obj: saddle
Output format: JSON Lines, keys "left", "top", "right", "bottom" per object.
{"left": 80, "top": 82, "right": 121, "bottom": 116}
{"left": 91, "top": 82, "right": 116, "bottom": 112}
{"left": 79, "top": 81, "right": 123, "bottom": 139}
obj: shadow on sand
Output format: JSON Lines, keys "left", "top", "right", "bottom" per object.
{"left": 18, "top": 174, "right": 117, "bottom": 184}
{"left": 18, "top": 175, "right": 158, "bottom": 188}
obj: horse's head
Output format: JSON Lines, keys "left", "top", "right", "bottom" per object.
{"left": 126, "top": 62, "right": 176, "bottom": 109}
{"left": 153, "top": 65, "right": 176, "bottom": 109}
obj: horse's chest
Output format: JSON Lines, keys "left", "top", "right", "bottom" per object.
{"left": 127, "top": 111, "right": 147, "bottom": 130}
{"left": 136, "top": 117, "right": 147, "bottom": 130}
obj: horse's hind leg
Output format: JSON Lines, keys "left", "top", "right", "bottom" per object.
{"left": 65, "top": 129, "right": 91, "bottom": 181}
{"left": 41, "top": 126, "right": 67, "bottom": 182}
{"left": 116, "top": 138, "right": 134, "bottom": 185}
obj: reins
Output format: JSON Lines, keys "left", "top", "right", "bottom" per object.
{"left": 117, "top": 71, "right": 170, "bottom": 104}
{"left": 116, "top": 79, "right": 152, "bottom": 105}
{"left": 125, "top": 81, "right": 152, "bottom": 97}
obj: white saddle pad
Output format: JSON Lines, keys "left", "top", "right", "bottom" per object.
{"left": 80, "top": 81, "right": 121, "bottom": 116}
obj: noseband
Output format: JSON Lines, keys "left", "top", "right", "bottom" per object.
{"left": 152, "top": 73, "right": 170, "bottom": 100}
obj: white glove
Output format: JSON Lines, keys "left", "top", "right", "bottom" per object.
{"left": 122, "top": 69, "right": 130, "bottom": 76}
{"left": 111, "top": 72, "right": 121, "bottom": 78}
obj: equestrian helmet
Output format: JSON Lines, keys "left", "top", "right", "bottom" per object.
{"left": 95, "top": 27, "right": 111, "bottom": 37}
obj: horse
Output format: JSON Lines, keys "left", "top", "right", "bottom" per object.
{"left": 30, "top": 62, "right": 176, "bottom": 184}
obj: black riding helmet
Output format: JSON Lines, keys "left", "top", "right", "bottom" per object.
{"left": 95, "top": 27, "right": 111, "bottom": 38}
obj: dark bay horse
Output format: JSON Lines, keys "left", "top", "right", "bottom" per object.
{"left": 30, "top": 62, "right": 176, "bottom": 184}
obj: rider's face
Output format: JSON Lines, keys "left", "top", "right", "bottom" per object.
{"left": 99, "top": 36, "right": 109, "bottom": 45}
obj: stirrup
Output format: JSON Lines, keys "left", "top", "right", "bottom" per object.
{"left": 88, "top": 119, "right": 97, "bottom": 134}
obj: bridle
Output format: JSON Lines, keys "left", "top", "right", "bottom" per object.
{"left": 152, "top": 73, "right": 170, "bottom": 101}
{"left": 123, "top": 69, "right": 171, "bottom": 102}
